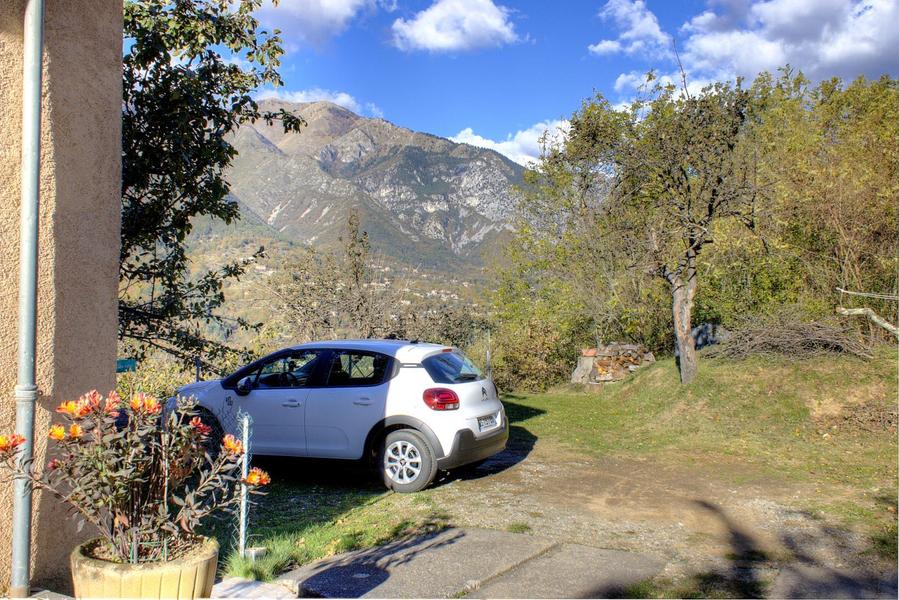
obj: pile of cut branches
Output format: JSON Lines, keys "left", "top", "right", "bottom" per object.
{"left": 708, "top": 312, "right": 871, "bottom": 360}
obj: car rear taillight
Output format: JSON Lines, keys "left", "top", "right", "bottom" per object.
{"left": 423, "top": 388, "right": 460, "bottom": 410}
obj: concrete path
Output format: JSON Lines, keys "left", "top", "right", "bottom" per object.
{"left": 272, "top": 527, "right": 663, "bottom": 598}
{"left": 212, "top": 577, "right": 296, "bottom": 599}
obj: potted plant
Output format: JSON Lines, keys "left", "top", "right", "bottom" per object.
{"left": 0, "top": 390, "right": 270, "bottom": 599}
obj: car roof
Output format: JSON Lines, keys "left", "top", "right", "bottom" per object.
{"left": 290, "top": 339, "right": 450, "bottom": 362}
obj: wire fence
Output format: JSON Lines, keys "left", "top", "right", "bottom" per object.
{"left": 214, "top": 401, "right": 254, "bottom": 559}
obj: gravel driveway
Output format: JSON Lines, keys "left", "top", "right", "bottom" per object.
{"left": 426, "top": 429, "right": 897, "bottom": 597}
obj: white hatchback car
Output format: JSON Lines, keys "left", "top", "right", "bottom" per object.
{"left": 175, "top": 339, "right": 508, "bottom": 492}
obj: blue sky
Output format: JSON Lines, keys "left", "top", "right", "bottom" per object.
{"left": 252, "top": 0, "right": 899, "bottom": 165}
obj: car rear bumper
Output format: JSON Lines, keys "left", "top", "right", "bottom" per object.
{"left": 436, "top": 416, "right": 509, "bottom": 470}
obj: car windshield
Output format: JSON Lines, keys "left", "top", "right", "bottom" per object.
{"left": 422, "top": 351, "right": 485, "bottom": 384}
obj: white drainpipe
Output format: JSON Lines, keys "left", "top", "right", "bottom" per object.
{"left": 11, "top": 0, "right": 45, "bottom": 596}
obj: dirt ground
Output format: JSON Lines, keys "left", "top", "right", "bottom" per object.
{"left": 428, "top": 433, "right": 897, "bottom": 597}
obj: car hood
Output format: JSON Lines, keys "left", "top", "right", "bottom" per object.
{"left": 176, "top": 379, "right": 222, "bottom": 399}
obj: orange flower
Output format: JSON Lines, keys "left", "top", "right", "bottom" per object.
{"left": 242, "top": 467, "right": 270, "bottom": 486}
{"left": 222, "top": 434, "right": 243, "bottom": 456}
{"left": 75, "top": 400, "right": 93, "bottom": 418}
{"left": 143, "top": 397, "right": 162, "bottom": 415}
{"left": 48, "top": 425, "right": 66, "bottom": 441}
{"left": 189, "top": 417, "right": 212, "bottom": 437}
{"left": 0, "top": 434, "right": 26, "bottom": 453}
{"left": 105, "top": 391, "right": 121, "bottom": 415}
{"left": 81, "top": 390, "right": 102, "bottom": 412}
{"left": 129, "top": 392, "right": 161, "bottom": 415}
{"left": 68, "top": 424, "right": 83, "bottom": 439}
{"left": 130, "top": 392, "right": 146, "bottom": 412}
{"left": 55, "top": 400, "right": 80, "bottom": 417}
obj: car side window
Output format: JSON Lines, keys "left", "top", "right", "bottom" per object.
{"left": 253, "top": 351, "right": 322, "bottom": 389}
{"left": 325, "top": 351, "right": 390, "bottom": 387}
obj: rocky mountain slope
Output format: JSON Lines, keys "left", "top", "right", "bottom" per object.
{"left": 221, "top": 100, "right": 524, "bottom": 273}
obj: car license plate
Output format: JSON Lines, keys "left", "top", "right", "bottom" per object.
{"left": 478, "top": 414, "right": 497, "bottom": 431}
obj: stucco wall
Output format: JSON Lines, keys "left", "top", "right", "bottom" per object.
{"left": 0, "top": 0, "right": 121, "bottom": 593}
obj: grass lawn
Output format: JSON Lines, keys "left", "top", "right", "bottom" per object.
{"left": 218, "top": 346, "right": 898, "bottom": 581}
{"left": 503, "top": 348, "right": 897, "bottom": 527}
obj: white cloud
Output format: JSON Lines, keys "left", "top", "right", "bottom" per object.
{"left": 391, "top": 0, "right": 519, "bottom": 52}
{"left": 594, "top": 0, "right": 899, "bottom": 99}
{"left": 588, "top": 39, "right": 622, "bottom": 55}
{"left": 365, "top": 102, "right": 385, "bottom": 119}
{"left": 450, "top": 120, "right": 569, "bottom": 166}
{"left": 613, "top": 70, "right": 646, "bottom": 93}
{"left": 588, "top": 0, "right": 671, "bottom": 58}
{"left": 256, "top": 87, "right": 383, "bottom": 117}
{"left": 592, "top": 0, "right": 899, "bottom": 107}
{"left": 257, "top": 0, "right": 378, "bottom": 47}
{"left": 679, "top": 0, "right": 899, "bottom": 82}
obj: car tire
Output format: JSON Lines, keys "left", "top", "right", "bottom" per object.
{"left": 378, "top": 429, "right": 437, "bottom": 493}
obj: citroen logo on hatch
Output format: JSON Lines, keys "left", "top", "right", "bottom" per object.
{"left": 481, "top": 387, "right": 488, "bottom": 401}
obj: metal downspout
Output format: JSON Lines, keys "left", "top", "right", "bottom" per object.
{"left": 11, "top": 0, "right": 45, "bottom": 596}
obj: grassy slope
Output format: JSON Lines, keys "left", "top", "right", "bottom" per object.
{"left": 506, "top": 349, "right": 896, "bottom": 487}
{"left": 504, "top": 347, "right": 898, "bottom": 551}
{"left": 221, "top": 348, "right": 897, "bottom": 581}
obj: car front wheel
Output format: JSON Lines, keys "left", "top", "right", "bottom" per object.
{"left": 379, "top": 429, "right": 437, "bottom": 493}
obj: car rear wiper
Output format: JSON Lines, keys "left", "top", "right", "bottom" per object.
{"left": 455, "top": 373, "right": 480, "bottom": 381}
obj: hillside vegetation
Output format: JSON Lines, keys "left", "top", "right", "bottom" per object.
{"left": 489, "top": 71, "right": 898, "bottom": 391}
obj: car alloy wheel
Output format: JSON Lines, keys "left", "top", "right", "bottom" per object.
{"left": 384, "top": 439, "right": 422, "bottom": 484}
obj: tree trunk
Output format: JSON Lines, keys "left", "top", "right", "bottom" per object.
{"left": 671, "top": 273, "right": 698, "bottom": 384}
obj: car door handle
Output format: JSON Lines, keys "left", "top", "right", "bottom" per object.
{"left": 282, "top": 400, "right": 302, "bottom": 408}
{"left": 353, "top": 398, "right": 372, "bottom": 406}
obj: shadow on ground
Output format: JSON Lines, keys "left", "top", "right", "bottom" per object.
{"left": 622, "top": 499, "right": 898, "bottom": 599}
{"left": 293, "top": 529, "right": 467, "bottom": 597}
{"left": 250, "top": 399, "right": 545, "bottom": 491}
{"left": 203, "top": 400, "right": 544, "bottom": 581}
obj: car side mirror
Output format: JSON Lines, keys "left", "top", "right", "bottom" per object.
{"left": 236, "top": 376, "right": 253, "bottom": 396}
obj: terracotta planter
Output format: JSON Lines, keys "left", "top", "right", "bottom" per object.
{"left": 70, "top": 537, "right": 218, "bottom": 599}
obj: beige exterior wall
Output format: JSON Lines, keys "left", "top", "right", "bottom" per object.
{"left": 0, "top": 0, "right": 122, "bottom": 593}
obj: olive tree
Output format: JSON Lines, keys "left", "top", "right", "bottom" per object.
{"left": 525, "top": 77, "right": 759, "bottom": 384}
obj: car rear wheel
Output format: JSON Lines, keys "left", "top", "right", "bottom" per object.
{"left": 379, "top": 429, "right": 437, "bottom": 493}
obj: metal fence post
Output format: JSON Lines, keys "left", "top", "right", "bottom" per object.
{"left": 238, "top": 412, "right": 250, "bottom": 558}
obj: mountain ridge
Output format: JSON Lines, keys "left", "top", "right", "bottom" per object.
{"left": 216, "top": 99, "right": 523, "bottom": 273}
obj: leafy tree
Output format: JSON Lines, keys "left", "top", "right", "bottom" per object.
{"left": 120, "top": 0, "right": 303, "bottom": 373}
{"left": 340, "top": 211, "right": 381, "bottom": 338}
{"left": 611, "top": 80, "right": 759, "bottom": 383}
{"left": 752, "top": 71, "right": 898, "bottom": 320}
{"left": 512, "top": 77, "right": 760, "bottom": 384}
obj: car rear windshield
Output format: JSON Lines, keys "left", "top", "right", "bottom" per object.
{"left": 422, "top": 351, "right": 485, "bottom": 384}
